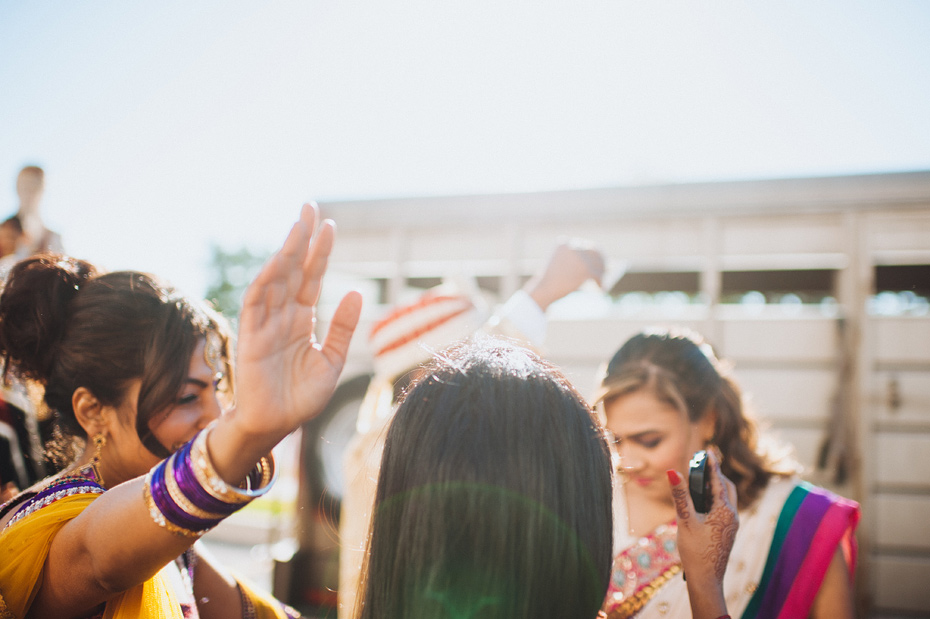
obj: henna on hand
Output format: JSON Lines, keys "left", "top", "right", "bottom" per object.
{"left": 701, "top": 507, "right": 738, "bottom": 581}
{"left": 701, "top": 450, "right": 738, "bottom": 581}
{"left": 671, "top": 484, "right": 691, "bottom": 521}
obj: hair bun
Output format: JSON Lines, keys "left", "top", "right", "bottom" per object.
{"left": 0, "top": 254, "right": 96, "bottom": 382}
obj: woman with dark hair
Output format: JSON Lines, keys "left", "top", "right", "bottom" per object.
{"left": 0, "top": 204, "right": 362, "bottom": 618}
{"left": 356, "top": 338, "right": 738, "bottom": 619}
{"left": 597, "top": 328, "right": 860, "bottom": 619}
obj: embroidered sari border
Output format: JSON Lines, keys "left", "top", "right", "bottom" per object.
{"left": 5, "top": 478, "right": 105, "bottom": 530}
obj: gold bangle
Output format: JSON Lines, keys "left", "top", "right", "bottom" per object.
{"left": 143, "top": 470, "right": 205, "bottom": 539}
{"left": 164, "top": 452, "right": 227, "bottom": 521}
{"left": 251, "top": 455, "right": 275, "bottom": 490}
{"left": 191, "top": 424, "right": 276, "bottom": 504}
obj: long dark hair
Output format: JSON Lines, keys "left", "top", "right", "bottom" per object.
{"left": 0, "top": 254, "right": 233, "bottom": 463}
{"left": 358, "top": 338, "right": 613, "bottom": 619}
{"left": 597, "top": 328, "right": 796, "bottom": 510}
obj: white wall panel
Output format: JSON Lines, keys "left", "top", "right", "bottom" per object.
{"left": 545, "top": 318, "right": 707, "bottom": 363}
{"left": 405, "top": 229, "right": 513, "bottom": 261}
{"left": 874, "top": 433, "right": 930, "bottom": 487}
{"left": 524, "top": 220, "right": 705, "bottom": 262}
{"left": 328, "top": 231, "right": 399, "bottom": 263}
{"left": 868, "top": 213, "right": 930, "bottom": 252}
{"left": 874, "top": 495, "right": 930, "bottom": 551}
{"left": 869, "top": 370, "right": 930, "bottom": 425}
{"left": 737, "top": 368, "right": 835, "bottom": 423}
{"left": 871, "top": 556, "right": 930, "bottom": 614}
{"left": 721, "top": 215, "right": 844, "bottom": 255}
{"left": 873, "top": 319, "right": 930, "bottom": 364}
{"left": 720, "top": 318, "right": 838, "bottom": 362}
{"left": 770, "top": 427, "right": 825, "bottom": 473}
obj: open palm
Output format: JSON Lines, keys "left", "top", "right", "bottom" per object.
{"left": 234, "top": 203, "right": 362, "bottom": 437}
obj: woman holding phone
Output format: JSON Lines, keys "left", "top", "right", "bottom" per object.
{"left": 597, "top": 328, "right": 860, "bottom": 619}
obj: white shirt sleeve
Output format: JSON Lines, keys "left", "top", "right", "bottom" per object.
{"left": 484, "top": 289, "right": 548, "bottom": 348}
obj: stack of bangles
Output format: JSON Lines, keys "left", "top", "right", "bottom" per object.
{"left": 144, "top": 425, "right": 276, "bottom": 538}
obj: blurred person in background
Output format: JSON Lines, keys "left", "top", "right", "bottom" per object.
{"left": 0, "top": 166, "right": 67, "bottom": 497}
{"left": 0, "top": 214, "right": 47, "bottom": 502}
{"left": 12, "top": 165, "right": 63, "bottom": 255}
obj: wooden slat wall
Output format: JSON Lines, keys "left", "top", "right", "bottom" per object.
{"left": 862, "top": 212, "right": 930, "bottom": 616}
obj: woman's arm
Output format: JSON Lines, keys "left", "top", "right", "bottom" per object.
{"left": 31, "top": 478, "right": 203, "bottom": 617}
{"left": 29, "top": 204, "right": 360, "bottom": 618}
{"left": 190, "top": 542, "right": 245, "bottom": 619}
{"left": 667, "top": 449, "right": 739, "bottom": 619}
{"left": 810, "top": 547, "right": 854, "bottom": 619}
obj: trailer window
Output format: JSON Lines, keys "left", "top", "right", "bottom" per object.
{"left": 720, "top": 269, "right": 836, "bottom": 305}
{"left": 871, "top": 265, "right": 930, "bottom": 316}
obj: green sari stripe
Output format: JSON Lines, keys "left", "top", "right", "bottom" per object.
{"left": 740, "top": 484, "right": 810, "bottom": 619}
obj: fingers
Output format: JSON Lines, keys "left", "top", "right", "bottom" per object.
{"left": 667, "top": 469, "right": 694, "bottom": 524}
{"left": 706, "top": 447, "right": 724, "bottom": 503}
{"left": 320, "top": 290, "right": 363, "bottom": 367}
{"left": 706, "top": 448, "right": 738, "bottom": 511}
{"left": 297, "top": 218, "right": 335, "bottom": 306}
{"left": 574, "top": 246, "right": 606, "bottom": 286}
{"left": 242, "top": 202, "right": 320, "bottom": 324}
{"left": 284, "top": 203, "right": 317, "bottom": 261}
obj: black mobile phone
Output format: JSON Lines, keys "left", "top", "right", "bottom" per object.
{"left": 688, "top": 450, "right": 713, "bottom": 513}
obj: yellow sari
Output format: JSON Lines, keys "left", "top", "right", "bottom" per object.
{"left": 0, "top": 492, "right": 182, "bottom": 619}
{"left": 0, "top": 487, "right": 298, "bottom": 619}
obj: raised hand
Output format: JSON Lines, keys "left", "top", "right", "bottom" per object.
{"left": 667, "top": 448, "right": 738, "bottom": 619}
{"left": 234, "top": 203, "right": 362, "bottom": 437}
{"left": 525, "top": 238, "right": 606, "bottom": 311}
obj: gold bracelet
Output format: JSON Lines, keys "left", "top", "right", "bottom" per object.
{"left": 164, "top": 452, "right": 227, "bottom": 521}
{"left": 143, "top": 470, "right": 205, "bottom": 539}
{"left": 190, "top": 424, "right": 276, "bottom": 504}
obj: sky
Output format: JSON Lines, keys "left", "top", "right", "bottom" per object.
{"left": 2, "top": 1, "right": 930, "bottom": 297}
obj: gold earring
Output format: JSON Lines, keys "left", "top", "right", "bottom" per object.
{"left": 91, "top": 433, "right": 106, "bottom": 487}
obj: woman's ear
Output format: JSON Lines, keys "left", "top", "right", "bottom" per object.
{"left": 72, "top": 387, "right": 107, "bottom": 437}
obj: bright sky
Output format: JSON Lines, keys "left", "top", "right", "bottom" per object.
{"left": 3, "top": 1, "right": 930, "bottom": 297}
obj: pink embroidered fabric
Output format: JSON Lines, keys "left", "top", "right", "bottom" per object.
{"left": 603, "top": 521, "right": 680, "bottom": 612}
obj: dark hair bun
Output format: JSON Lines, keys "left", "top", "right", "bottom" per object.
{"left": 0, "top": 254, "right": 96, "bottom": 382}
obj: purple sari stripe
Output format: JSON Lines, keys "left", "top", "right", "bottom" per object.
{"left": 756, "top": 487, "right": 832, "bottom": 618}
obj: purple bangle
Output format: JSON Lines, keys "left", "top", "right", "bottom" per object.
{"left": 172, "top": 442, "right": 241, "bottom": 516}
{"left": 144, "top": 427, "right": 275, "bottom": 537}
{"left": 150, "top": 458, "right": 224, "bottom": 531}
{"left": 150, "top": 459, "right": 220, "bottom": 530}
